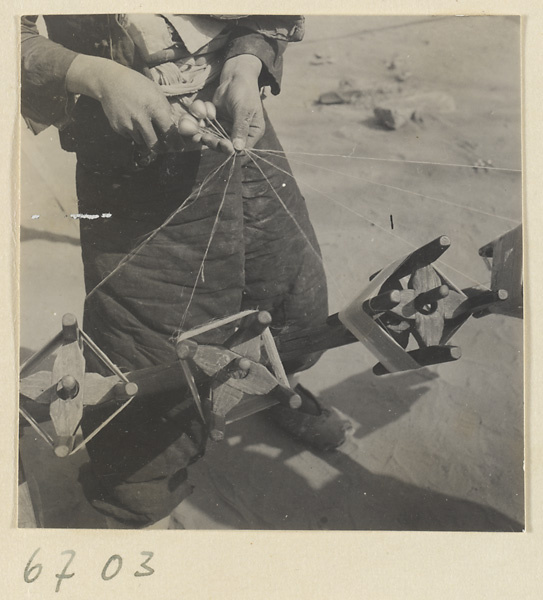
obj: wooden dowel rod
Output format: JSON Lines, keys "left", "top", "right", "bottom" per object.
{"left": 478, "top": 242, "right": 494, "bottom": 258}
{"left": 209, "top": 416, "right": 226, "bottom": 442}
{"left": 61, "top": 313, "right": 79, "bottom": 343}
{"left": 234, "top": 357, "right": 251, "bottom": 375}
{"left": 114, "top": 381, "right": 139, "bottom": 400}
{"left": 176, "top": 339, "right": 198, "bottom": 360}
{"left": 457, "top": 289, "right": 508, "bottom": 316}
{"left": 373, "top": 345, "right": 462, "bottom": 376}
{"left": 363, "top": 290, "right": 402, "bottom": 316}
{"left": 54, "top": 435, "right": 75, "bottom": 458}
{"left": 416, "top": 284, "right": 449, "bottom": 306}
{"left": 267, "top": 384, "right": 302, "bottom": 410}
{"left": 80, "top": 329, "right": 128, "bottom": 382}
{"left": 18, "top": 406, "right": 54, "bottom": 447}
{"left": 274, "top": 315, "right": 357, "bottom": 362}
{"left": 19, "top": 331, "right": 64, "bottom": 378}
{"left": 179, "top": 359, "right": 205, "bottom": 423}
{"left": 125, "top": 363, "right": 187, "bottom": 399}
{"left": 57, "top": 375, "right": 79, "bottom": 400}
{"left": 224, "top": 310, "right": 273, "bottom": 349}
{"left": 262, "top": 327, "right": 289, "bottom": 386}
{"left": 395, "top": 235, "right": 451, "bottom": 280}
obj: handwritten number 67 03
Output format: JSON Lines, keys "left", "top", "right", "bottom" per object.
{"left": 24, "top": 548, "right": 155, "bottom": 591}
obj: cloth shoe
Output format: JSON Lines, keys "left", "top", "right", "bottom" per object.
{"left": 267, "top": 384, "right": 351, "bottom": 451}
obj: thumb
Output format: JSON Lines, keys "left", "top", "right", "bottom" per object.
{"left": 231, "top": 106, "right": 255, "bottom": 152}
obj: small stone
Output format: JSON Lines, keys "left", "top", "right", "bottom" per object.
{"left": 310, "top": 52, "right": 335, "bottom": 65}
{"left": 395, "top": 71, "right": 412, "bottom": 82}
{"left": 318, "top": 91, "right": 345, "bottom": 105}
{"left": 374, "top": 106, "right": 412, "bottom": 130}
{"left": 411, "top": 110, "right": 424, "bottom": 124}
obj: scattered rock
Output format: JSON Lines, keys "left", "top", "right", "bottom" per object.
{"left": 386, "top": 54, "right": 412, "bottom": 82}
{"left": 373, "top": 91, "right": 456, "bottom": 130}
{"left": 374, "top": 106, "right": 412, "bottom": 130}
{"left": 395, "top": 71, "right": 412, "bottom": 82}
{"left": 386, "top": 55, "right": 399, "bottom": 70}
{"left": 318, "top": 90, "right": 360, "bottom": 105}
{"left": 317, "top": 79, "right": 403, "bottom": 106}
{"left": 310, "top": 52, "right": 335, "bottom": 65}
{"left": 411, "top": 109, "right": 425, "bottom": 124}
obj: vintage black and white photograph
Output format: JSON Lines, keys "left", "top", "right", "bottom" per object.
{"left": 18, "top": 14, "right": 523, "bottom": 531}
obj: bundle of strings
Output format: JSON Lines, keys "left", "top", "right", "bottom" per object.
{"left": 121, "top": 14, "right": 229, "bottom": 96}
{"left": 147, "top": 57, "right": 223, "bottom": 96}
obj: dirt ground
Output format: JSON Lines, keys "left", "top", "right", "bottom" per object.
{"left": 19, "top": 16, "right": 524, "bottom": 531}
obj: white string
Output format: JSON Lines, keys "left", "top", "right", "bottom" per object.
{"left": 245, "top": 150, "right": 349, "bottom": 302}
{"left": 254, "top": 150, "right": 520, "bottom": 225}
{"left": 177, "top": 309, "right": 259, "bottom": 343}
{"left": 69, "top": 395, "right": 136, "bottom": 455}
{"left": 79, "top": 329, "right": 129, "bottom": 382}
{"left": 67, "top": 155, "right": 235, "bottom": 449}
{"left": 179, "top": 156, "right": 237, "bottom": 330}
{"left": 85, "top": 154, "right": 233, "bottom": 302}
{"left": 249, "top": 149, "right": 490, "bottom": 290}
{"left": 433, "top": 259, "right": 490, "bottom": 291}
{"left": 19, "top": 406, "right": 55, "bottom": 447}
{"left": 251, "top": 147, "right": 522, "bottom": 174}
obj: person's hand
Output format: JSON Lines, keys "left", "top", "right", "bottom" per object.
{"left": 172, "top": 100, "right": 234, "bottom": 154}
{"left": 66, "top": 55, "right": 177, "bottom": 150}
{"left": 213, "top": 54, "right": 265, "bottom": 152}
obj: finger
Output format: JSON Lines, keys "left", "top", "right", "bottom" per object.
{"left": 204, "top": 101, "right": 217, "bottom": 121}
{"left": 135, "top": 119, "right": 159, "bottom": 150}
{"left": 128, "top": 125, "right": 145, "bottom": 147}
{"left": 115, "top": 123, "right": 135, "bottom": 141}
{"left": 178, "top": 116, "right": 200, "bottom": 137}
{"left": 152, "top": 105, "right": 176, "bottom": 137}
{"left": 231, "top": 107, "right": 255, "bottom": 152}
{"left": 189, "top": 99, "right": 207, "bottom": 120}
{"left": 218, "top": 138, "right": 234, "bottom": 155}
{"left": 153, "top": 108, "right": 177, "bottom": 152}
{"left": 171, "top": 102, "right": 192, "bottom": 124}
{"left": 200, "top": 132, "right": 220, "bottom": 151}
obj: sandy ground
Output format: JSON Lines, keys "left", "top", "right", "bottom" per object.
{"left": 19, "top": 16, "right": 523, "bottom": 531}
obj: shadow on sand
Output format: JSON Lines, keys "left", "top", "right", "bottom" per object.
{"left": 21, "top": 225, "right": 80, "bottom": 247}
{"left": 18, "top": 356, "right": 522, "bottom": 531}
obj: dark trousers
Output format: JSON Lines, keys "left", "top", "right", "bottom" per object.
{"left": 76, "top": 115, "right": 328, "bottom": 526}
